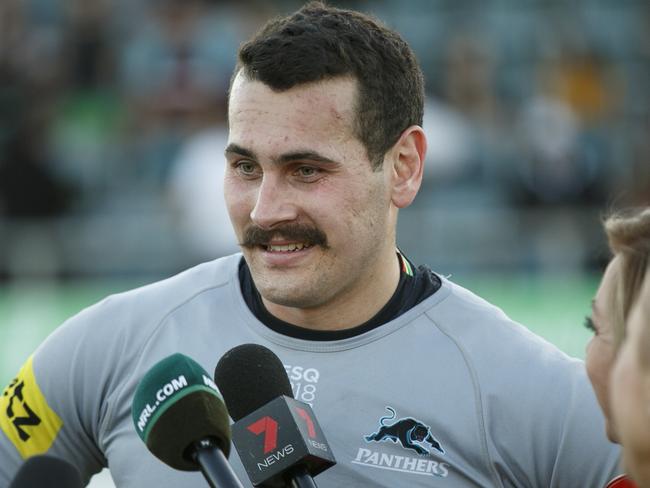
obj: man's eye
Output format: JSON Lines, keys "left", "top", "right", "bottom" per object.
{"left": 237, "top": 161, "right": 257, "bottom": 175}
{"left": 297, "top": 166, "right": 318, "bottom": 177}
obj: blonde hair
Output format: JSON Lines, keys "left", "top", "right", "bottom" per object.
{"left": 604, "top": 207, "right": 650, "bottom": 346}
{"left": 636, "top": 276, "right": 650, "bottom": 369}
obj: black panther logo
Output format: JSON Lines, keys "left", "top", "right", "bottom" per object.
{"left": 365, "top": 406, "right": 444, "bottom": 456}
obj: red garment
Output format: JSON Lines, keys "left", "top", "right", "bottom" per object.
{"left": 606, "top": 474, "right": 638, "bottom": 488}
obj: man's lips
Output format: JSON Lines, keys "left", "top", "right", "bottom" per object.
{"left": 241, "top": 224, "right": 328, "bottom": 250}
{"left": 254, "top": 240, "right": 316, "bottom": 267}
{"left": 265, "top": 242, "right": 313, "bottom": 252}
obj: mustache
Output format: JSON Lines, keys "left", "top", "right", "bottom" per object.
{"left": 241, "top": 224, "right": 328, "bottom": 248}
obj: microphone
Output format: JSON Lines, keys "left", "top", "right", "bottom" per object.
{"left": 214, "top": 344, "right": 336, "bottom": 488}
{"left": 131, "top": 353, "right": 245, "bottom": 488}
{"left": 9, "top": 455, "right": 82, "bottom": 488}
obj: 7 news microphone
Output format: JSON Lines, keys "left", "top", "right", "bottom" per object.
{"left": 131, "top": 353, "right": 245, "bottom": 488}
{"left": 9, "top": 455, "right": 82, "bottom": 488}
{"left": 214, "top": 344, "right": 336, "bottom": 488}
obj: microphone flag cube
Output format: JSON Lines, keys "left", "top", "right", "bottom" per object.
{"left": 131, "top": 353, "right": 231, "bottom": 470}
{"left": 231, "top": 395, "right": 336, "bottom": 487}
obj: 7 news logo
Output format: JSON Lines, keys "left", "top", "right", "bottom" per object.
{"left": 247, "top": 405, "right": 328, "bottom": 471}
{"left": 248, "top": 414, "right": 296, "bottom": 470}
{"left": 231, "top": 396, "right": 336, "bottom": 485}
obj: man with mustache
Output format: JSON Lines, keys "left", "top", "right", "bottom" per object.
{"left": 0, "top": 2, "right": 621, "bottom": 487}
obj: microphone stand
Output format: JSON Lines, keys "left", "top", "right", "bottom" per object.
{"left": 288, "top": 466, "right": 318, "bottom": 488}
{"left": 192, "top": 438, "right": 245, "bottom": 488}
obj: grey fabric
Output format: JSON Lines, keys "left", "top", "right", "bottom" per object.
{"left": 0, "top": 254, "right": 621, "bottom": 487}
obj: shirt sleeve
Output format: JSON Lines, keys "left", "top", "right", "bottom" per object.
{"left": 480, "top": 332, "right": 622, "bottom": 487}
{"left": 435, "top": 282, "right": 622, "bottom": 487}
{"left": 0, "top": 297, "right": 123, "bottom": 486}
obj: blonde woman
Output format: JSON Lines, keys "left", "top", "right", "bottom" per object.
{"left": 611, "top": 262, "right": 650, "bottom": 487}
{"left": 585, "top": 207, "right": 650, "bottom": 487}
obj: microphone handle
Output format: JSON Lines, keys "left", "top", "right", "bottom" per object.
{"left": 193, "top": 439, "right": 245, "bottom": 488}
{"left": 288, "top": 466, "right": 318, "bottom": 488}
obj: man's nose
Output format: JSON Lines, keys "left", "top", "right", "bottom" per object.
{"left": 250, "top": 176, "right": 299, "bottom": 229}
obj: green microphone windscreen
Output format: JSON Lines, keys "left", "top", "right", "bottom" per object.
{"left": 131, "top": 353, "right": 231, "bottom": 470}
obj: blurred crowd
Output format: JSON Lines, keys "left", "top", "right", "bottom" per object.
{"left": 0, "top": 0, "right": 649, "bottom": 281}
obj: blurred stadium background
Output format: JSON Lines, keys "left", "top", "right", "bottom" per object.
{"left": 1, "top": 0, "right": 649, "bottom": 486}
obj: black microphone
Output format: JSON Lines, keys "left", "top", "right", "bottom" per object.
{"left": 9, "top": 455, "right": 82, "bottom": 488}
{"left": 131, "top": 353, "right": 245, "bottom": 488}
{"left": 214, "top": 344, "right": 336, "bottom": 488}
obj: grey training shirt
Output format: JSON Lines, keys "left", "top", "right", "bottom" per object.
{"left": 0, "top": 253, "right": 621, "bottom": 487}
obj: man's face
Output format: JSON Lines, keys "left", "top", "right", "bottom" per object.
{"left": 224, "top": 74, "right": 396, "bottom": 321}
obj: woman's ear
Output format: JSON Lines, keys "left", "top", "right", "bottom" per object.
{"left": 389, "top": 125, "right": 426, "bottom": 209}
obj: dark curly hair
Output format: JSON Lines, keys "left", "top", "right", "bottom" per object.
{"left": 233, "top": 1, "right": 424, "bottom": 170}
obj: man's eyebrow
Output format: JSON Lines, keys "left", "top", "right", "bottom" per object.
{"left": 277, "top": 151, "right": 337, "bottom": 165}
{"left": 225, "top": 144, "right": 337, "bottom": 165}
{"left": 224, "top": 143, "right": 256, "bottom": 159}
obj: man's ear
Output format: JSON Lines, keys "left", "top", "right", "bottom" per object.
{"left": 389, "top": 126, "right": 426, "bottom": 209}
